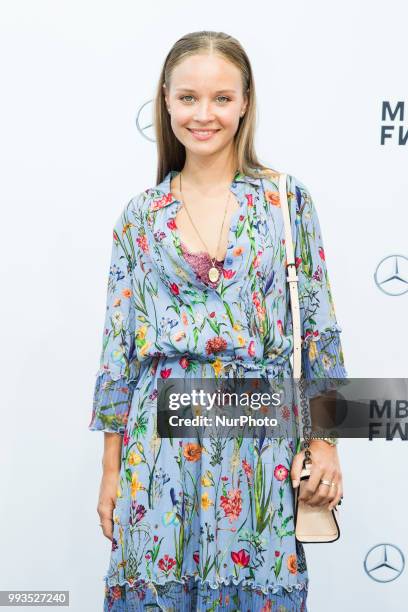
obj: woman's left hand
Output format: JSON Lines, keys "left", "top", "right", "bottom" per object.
{"left": 290, "top": 439, "right": 343, "bottom": 511}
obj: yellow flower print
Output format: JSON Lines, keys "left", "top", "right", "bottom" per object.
{"left": 201, "top": 470, "right": 214, "bottom": 487}
{"left": 308, "top": 340, "right": 318, "bottom": 363}
{"left": 136, "top": 325, "right": 147, "bottom": 340}
{"left": 128, "top": 452, "right": 142, "bottom": 466}
{"left": 211, "top": 358, "right": 224, "bottom": 378}
{"left": 130, "top": 471, "right": 144, "bottom": 499}
{"left": 237, "top": 335, "right": 246, "bottom": 347}
{"left": 201, "top": 492, "right": 214, "bottom": 510}
{"left": 233, "top": 323, "right": 242, "bottom": 331}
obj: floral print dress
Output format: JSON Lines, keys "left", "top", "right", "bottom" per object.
{"left": 89, "top": 168, "right": 348, "bottom": 612}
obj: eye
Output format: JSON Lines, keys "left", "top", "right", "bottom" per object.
{"left": 179, "top": 95, "right": 231, "bottom": 104}
{"left": 179, "top": 95, "right": 195, "bottom": 103}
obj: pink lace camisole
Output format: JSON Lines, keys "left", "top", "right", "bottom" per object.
{"left": 179, "top": 240, "right": 224, "bottom": 288}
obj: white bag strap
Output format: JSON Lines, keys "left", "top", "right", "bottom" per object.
{"left": 279, "top": 173, "right": 302, "bottom": 380}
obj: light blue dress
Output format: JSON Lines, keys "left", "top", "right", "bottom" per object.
{"left": 89, "top": 168, "right": 348, "bottom": 611}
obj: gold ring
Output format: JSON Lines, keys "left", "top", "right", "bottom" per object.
{"left": 320, "top": 479, "right": 336, "bottom": 487}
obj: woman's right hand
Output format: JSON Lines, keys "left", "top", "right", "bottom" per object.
{"left": 97, "top": 469, "right": 120, "bottom": 541}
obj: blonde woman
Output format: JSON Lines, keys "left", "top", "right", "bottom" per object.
{"left": 90, "top": 30, "right": 347, "bottom": 612}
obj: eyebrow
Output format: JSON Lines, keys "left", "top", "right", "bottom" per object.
{"left": 175, "top": 88, "right": 237, "bottom": 94}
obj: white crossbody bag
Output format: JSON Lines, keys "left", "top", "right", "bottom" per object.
{"left": 278, "top": 172, "right": 340, "bottom": 543}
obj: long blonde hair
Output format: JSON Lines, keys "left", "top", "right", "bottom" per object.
{"left": 154, "top": 30, "right": 274, "bottom": 185}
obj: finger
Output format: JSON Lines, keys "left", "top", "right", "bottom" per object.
{"left": 328, "top": 481, "right": 344, "bottom": 511}
{"left": 298, "top": 465, "right": 324, "bottom": 505}
{"left": 315, "top": 469, "right": 337, "bottom": 507}
{"left": 99, "top": 517, "right": 113, "bottom": 541}
{"left": 290, "top": 450, "right": 306, "bottom": 489}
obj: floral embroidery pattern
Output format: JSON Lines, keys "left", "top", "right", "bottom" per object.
{"left": 90, "top": 169, "right": 347, "bottom": 611}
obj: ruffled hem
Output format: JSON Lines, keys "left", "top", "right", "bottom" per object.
{"left": 88, "top": 371, "right": 138, "bottom": 433}
{"left": 300, "top": 326, "right": 349, "bottom": 400}
{"left": 300, "top": 323, "right": 343, "bottom": 350}
{"left": 104, "top": 573, "right": 309, "bottom": 596}
{"left": 94, "top": 362, "right": 142, "bottom": 383}
{"left": 103, "top": 574, "right": 309, "bottom": 612}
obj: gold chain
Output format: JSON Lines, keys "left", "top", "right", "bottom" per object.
{"left": 179, "top": 172, "right": 231, "bottom": 265}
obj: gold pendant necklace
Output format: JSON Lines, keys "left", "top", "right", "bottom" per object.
{"left": 179, "top": 171, "right": 231, "bottom": 283}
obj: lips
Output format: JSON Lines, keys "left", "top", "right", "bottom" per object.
{"left": 187, "top": 129, "right": 220, "bottom": 133}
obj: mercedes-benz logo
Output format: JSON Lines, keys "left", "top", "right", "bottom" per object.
{"left": 364, "top": 543, "right": 405, "bottom": 582}
{"left": 135, "top": 100, "right": 155, "bottom": 142}
{"left": 374, "top": 254, "right": 408, "bottom": 296}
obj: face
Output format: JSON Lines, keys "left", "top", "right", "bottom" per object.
{"left": 163, "top": 53, "right": 248, "bottom": 158}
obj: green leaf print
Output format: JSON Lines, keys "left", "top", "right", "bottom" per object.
{"left": 254, "top": 457, "right": 273, "bottom": 535}
{"left": 222, "top": 301, "right": 235, "bottom": 327}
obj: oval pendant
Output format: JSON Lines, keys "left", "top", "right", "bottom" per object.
{"left": 208, "top": 266, "right": 220, "bottom": 282}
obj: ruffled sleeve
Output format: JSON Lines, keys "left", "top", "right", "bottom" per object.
{"left": 289, "top": 175, "right": 348, "bottom": 398}
{"left": 88, "top": 203, "right": 141, "bottom": 434}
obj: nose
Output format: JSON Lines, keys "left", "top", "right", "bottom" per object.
{"left": 193, "top": 103, "right": 215, "bottom": 121}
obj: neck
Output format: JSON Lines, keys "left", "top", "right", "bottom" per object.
{"left": 179, "top": 156, "right": 238, "bottom": 193}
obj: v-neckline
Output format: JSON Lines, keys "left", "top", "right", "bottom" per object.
{"left": 167, "top": 170, "right": 249, "bottom": 296}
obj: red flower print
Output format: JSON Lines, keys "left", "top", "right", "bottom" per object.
{"left": 261, "top": 601, "right": 272, "bottom": 612}
{"left": 242, "top": 458, "right": 253, "bottom": 479}
{"left": 158, "top": 554, "right": 176, "bottom": 574}
{"left": 150, "top": 193, "right": 174, "bottom": 211}
{"left": 179, "top": 356, "right": 189, "bottom": 369}
{"left": 274, "top": 464, "right": 289, "bottom": 481}
{"left": 123, "top": 430, "right": 130, "bottom": 447}
{"left": 231, "top": 548, "right": 250, "bottom": 568}
{"left": 170, "top": 282, "right": 180, "bottom": 296}
{"left": 160, "top": 368, "right": 172, "bottom": 378}
{"left": 112, "top": 585, "right": 122, "bottom": 600}
{"left": 318, "top": 246, "right": 325, "bottom": 261}
{"left": 247, "top": 340, "right": 255, "bottom": 357}
{"left": 295, "top": 256, "right": 302, "bottom": 269}
{"left": 220, "top": 488, "right": 243, "bottom": 523}
{"left": 275, "top": 550, "right": 280, "bottom": 557}
{"left": 222, "top": 268, "right": 236, "bottom": 280}
{"left": 193, "top": 551, "right": 199, "bottom": 564}
{"left": 167, "top": 218, "right": 177, "bottom": 230}
{"left": 136, "top": 234, "right": 149, "bottom": 254}
{"left": 205, "top": 336, "right": 227, "bottom": 355}
{"left": 277, "top": 320, "right": 283, "bottom": 335}
{"left": 246, "top": 193, "right": 253, "bottom": 207}
{"left": 209, "top": 311, "right": 216, "bottom": 318}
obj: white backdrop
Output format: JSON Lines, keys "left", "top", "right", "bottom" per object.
{"left": 1, "top": 1, "right": 407, "bottom": 610}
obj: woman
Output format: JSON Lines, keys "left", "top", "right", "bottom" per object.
{"left": 89, "top": 31, "right": 347, "bottom": 612}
